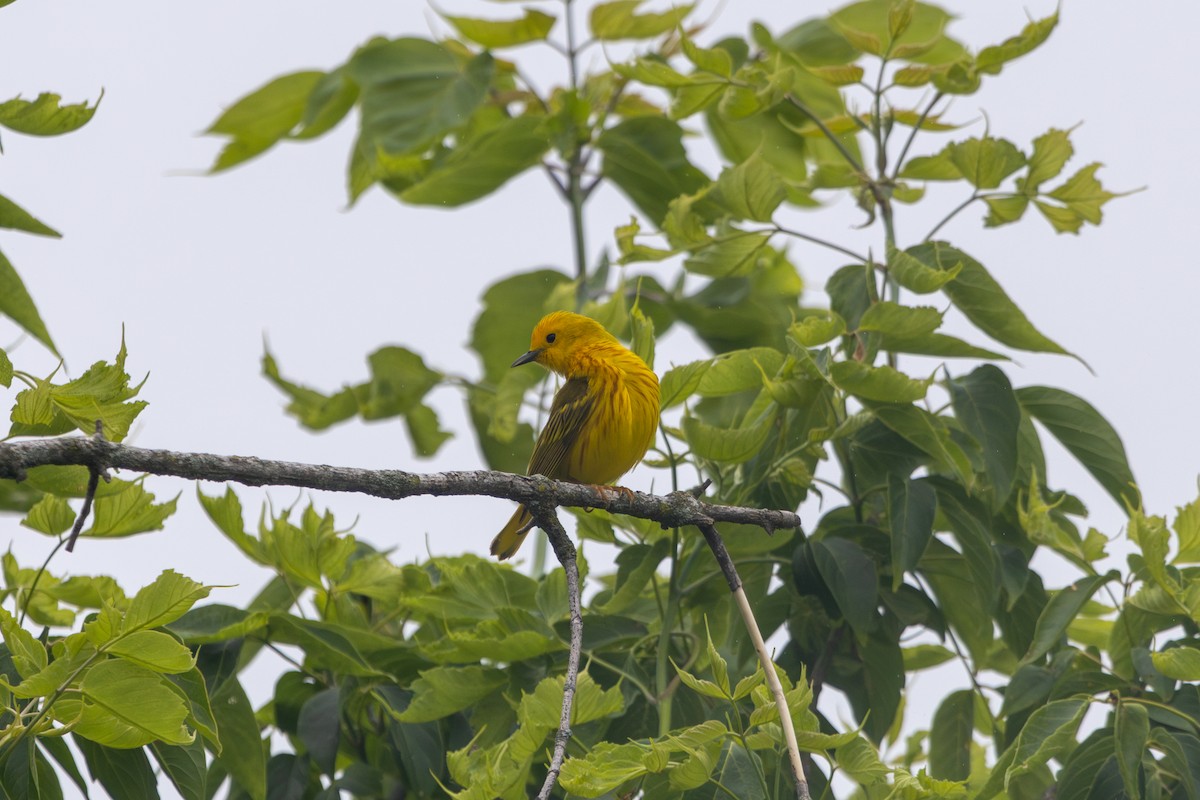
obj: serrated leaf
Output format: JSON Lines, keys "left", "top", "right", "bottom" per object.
{"left": 659, "top": 359, "right": 710, "bottom": 408}
{"left": 704, "top": 151, "right": 786, "bottom": 222}
{"left": 976, "top": 12, "right": 1058, "bottom": 74}
{"left": 123, "top": 570, "right": 212, "bottom": 634}
{"left": 79, "top": 659, "right": 193, "bottom": 747}
{"left": 1023, "top": 127, "right": 1074, "bottom": 192}
{"left": 20, "top": 494, "right": 76, "bottom": 536}
{"left": 1046, "top": 162, "right": 1119, "bottom": 225}
{"left": 790, "top": 313, "right": 846, "bottom": 347}
{"left": 949, "top": 136, "right": 1026, "bottom": 189}
{"left": 0, "top": 92, "right": 100, "bottom": 136}
{"left": 443, "top": 8, "right": 556, "bottom": 48}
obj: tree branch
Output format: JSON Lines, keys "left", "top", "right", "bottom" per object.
{"left": 532, "top": 506, "right": 582, "bottom": 800}
{"left": 696, "top": 521, "right": 811, "bottom": 800}
{"left": 0, "top": 437, "right": 802, "bottom": 533}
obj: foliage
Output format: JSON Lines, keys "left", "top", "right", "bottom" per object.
{"left": 2, "top": 1, "right": 1195, "bottom": 800}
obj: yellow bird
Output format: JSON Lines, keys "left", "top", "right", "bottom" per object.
{"left": 490, "top": 311, "right": 661, "bottom": 560}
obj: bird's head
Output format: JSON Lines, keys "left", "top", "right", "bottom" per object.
{"left": 511, "top": 311, "right": 616, "bottom": 376}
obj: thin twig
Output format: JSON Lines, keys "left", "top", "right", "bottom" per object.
{"left": 0, "top": 437, "right": 802, "bottom": 534}
{"left": 696, "top": 521, "right": 810, "bottom": 800}
{"left": 891, "top": 91, "right": 944, "bottom": 181}
{"left": 773, "top": 225, "right": 870, "bottom": 264}
{"left": 65, "top": 420, "right": 108, "bottom": 552}
{"left": 784, "top": 94, "right": 865, "bottom": 175}
{"left": 532, "top": 506, "right": 582, "bottom": 800}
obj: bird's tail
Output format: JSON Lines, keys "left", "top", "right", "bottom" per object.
{"left": 490, "top": 505, "right": 534, "bottom": 560}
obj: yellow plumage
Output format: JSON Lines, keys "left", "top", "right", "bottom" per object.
{"left": 490, "top": 311, "right": 660, "bottom": 560}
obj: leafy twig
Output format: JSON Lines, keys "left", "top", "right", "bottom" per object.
{"left": 696, "top": 520, "right": 811, "bottom": 800}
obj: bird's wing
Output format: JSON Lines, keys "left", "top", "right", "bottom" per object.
{"left": 527, "top": 376, "right": 594, "bottom": 479}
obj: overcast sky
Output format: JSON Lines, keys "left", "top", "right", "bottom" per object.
{"left": 1, "top": 0, "right": 1196, "bottom": 794}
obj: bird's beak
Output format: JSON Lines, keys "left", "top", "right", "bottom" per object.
{"left": 511, "top": 349, "right": 542, "bottom": 368}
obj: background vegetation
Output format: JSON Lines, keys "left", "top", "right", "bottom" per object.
{"left": 1, "top": 1, "right": 1197, "bottom": 799}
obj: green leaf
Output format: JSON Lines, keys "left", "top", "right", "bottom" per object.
{"left": 901, "top": 643, "right": 955, "bottom": 671}
{"left": 349, "top": 39, "right": 492, "bottom": 156}
{"left": 697, "top": 348, "right": 785, "bottom": 396}
{"left": 590, "top": 0, "right": 693, "bottom": 40}
{"left": 1113, "top": 702, "right": 1148, "bottom": 800}
{"left": 166, "top": 667, "right": 220, "bottom": 751}
{"left": 899, "top": 143, "right": 961, "bottom": 181}
{"left": 599, "top": 539, "right": 670, "bottom": 615}
{"left": 683, "top": 407, "right": 776, "bottom": 464}
{"left": 396, "top": 666, "right": 507, "bottom": 723}
{"left": 298, "top": 688, "right": 340, "bottom": 776}
{"left": 949, "top": 136, "right": 1026, "bottom": 189}
{"left": 151, "top": 740, "right": 206, "bottom": 800}
{"left": 976, "top": 12, "right": 1058, "bottom": 74}
{"left": 1045, "top": 162, "right": 1119, "bottom": 226}
{"left": 0, "top": 193, "right": 60, "bottom": 237}
{"left": 293, "top": 68, "right": 358, "bottom": 140}
{"left": 210, "top": 677, "right": 266, "bottom": 800}
{"left": 86, "top": 483, "right": 178, "bottom": 538}
{"left": 888, "top": 475, "right": 935, "bottom": 591}
{"left": 206, "top": 71, "right": 324, "bottom": 171}
{"left": 596, "top": 116, "right": 708, "bottom": 224}
{"left": 106, "top": 630, "right": 195, "bottom": 674}
{"left": 949, "top": 365, "right": 1019, "bottom": 502}
{"left": 905, "top": 242, "right": 1073, "bottom": 357}
{"left": 399, "top": 115, "right": 549, "bottom": 206}
{"left": 76, "top": 737, "right": 158, "bottom": 800}
{"left": 471, "top": 269, "right": 571, "bottom": 384}
{"left": 659, "top": 359, "right": 710, "bottom": 408}
{"left": 0, "top": 248, "right": 57, "bottom": 354}
{"left": 123, "top": 570, "right": 212, "bottom": 634}
{"left": 929, "top": 689, "right": 973, "bottom": 780}
{"left": 811, "top": 537, "right": 877, "bottom": 637}
{"left": 891, "top": 245, "right": 962, "bottom": 294}
{"left": 1016, "top": 386, "right": 1138, "bottom": 510}
{"left": 1023, "top": 127, "right": 1075, "bottom": 193}
{"left": 0, "top": 348, "right": 10, "bottom": 389}
{"left": 878, "top": 331, "right": 1006, "bottom": 361}
{"left": 1174, "top": 497, "right": 1200, "bottom": 564}
{"left": 829, "top": 361, "right": 932, "bottom": 403}
{"left": 1033, "top": 199, "right": 1084, "bottom": 234}
{"left": 790, "top": 313, "right": 846, "bottom": 347}
{"left": 443, "top": 8, "right": 556, "bottom": 48}
{"left": 983, "top": 194, "right": 1030, "bottom": 227}
{"left": 682, "top": 35, "right": 733, "bottom": 77}
{"left": 1151, "top": 647, "right": 1200, "bottom": 680}
{"left": 0, "top": 608, "right": 47, "bottom": 679}
{"left": 0, "top": 92, "right": 100, "bottom": 135}
{"left": 79, "top": 659, "right": 193, "bottom": 746}
{"left": 704, "top": 151, "right": 786, "bottom": 222}
{"left": 857, "top": 301, "right": 942, "bottom": 338}
{"left": 1020, "top": 571, "right": 1117, "bottom": 666}
{"left": 684, "top": 231, "right": 772, "bottom": 278}
{"left": 674, "top": 662, "right": 728, "bottom": 700}
{"left": 1006, "top": 697, "right": 1088, "bottom": 784}
{"left": 20, "top": 494, "right": 76, "bottom": 536}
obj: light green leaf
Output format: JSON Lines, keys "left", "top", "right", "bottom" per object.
{"left": 0, "top": 608, "right": 47, "bottom": 679}
{"left": 20, "top": 494, "right": 76, "bottom": 536}
{"left": 443, "top": 8, "right": 556, "bottom": 48}
{"left": 123, "top": 570, "right": 212, "bottom": 634}
{"left": 976, "top": 12, "right": 1058, "bottom": 74}
{"left": 704, "top": 151, "right": 786, "bottom": 222}
{"left": 1151, "top": 648, "right": 1200, "bottom": 680}
{"left": 790, "top": 313, "right": 846, "bottom": 347}
{"left": 86, "top": 483, "right": 178, "bottom": 538}
{"left": 1046, "top": 162, "right": 1119, "bottom": 225}
{"left": 79, "top": 659, "right": 193, "bottom": 746}
{"left": 682, "top": 35, "right": 733, "bottom": 77}
{"left": 0, "top": 193, "right": 60, "bottom": 237}
{"left": 596, "top": 116, "right": 708, "bottom": 224}
{"left": 1022, "top": 127, "right": 1074, "bottom": 192}
{"left": 590, "top": 0, "right": 693, "bottom": 40}
{"left": 206, "top": 71, "right": 324, "bottom": 172}
{"left": 857, "top": 301, "right": 942, "bottom": 338}
{"left": 106, "top": 630, "right": 195, "bottom": 674}
{"left": 830, "top": 361, "right": 932, "bottom": 403}
{"left": 674, "top": 662, "right": 728, "bottom": 700}
{"left": 397, "top": 666, "right": 507, "bottom": 723}
{"left": 902, "top": 644, "right": 954, "bottom": 671}
{"left": 684, "top": 231, "right": 772, "bottom": 278}
{"left": 1174, "top": 497, "right": 1200, "bottom": 564}
{"left": 0, "top": 92, "right": 100, "bottom": 136}
{"left": 683, "top": 407, "right": 777, "bottom": 464}
{"left": 0, "top": 348, "right": 10, "bottom": 388}
{"left": 659, "top": 359, "right": 710, "bottom": 408}
{"left": 899, "top": 143, "right": 960, "bottom": 181}
{"left": 878, "top": 332, "right": 1006, "bottom": 360}
{"left": 949, "top": 136, "right": 1026, "bottom": 189}
{"left": 891, "top": 246, "right": 962, "bottom": 293}
{"left": 983, "top": 195, "right": 1030, "bottom": 227}
{"left": 697, "top": 347, "right": 784, "bottom": 396}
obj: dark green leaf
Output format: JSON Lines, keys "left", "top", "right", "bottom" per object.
{"left": 210, "top": 677, "right": 266, "bottom": 800}
{"left": 596, "top": 116, "right": 708, "bottom": 224}
{"left": 1113, "top": 701, "right": 1148, "bottom": 799}
{"left": 397, "top": 666, "right": 507, "bottom": 723}
{"left": 949, "top": 365, "right": 1020, "bottom": 503}
{"left": 906, "top": 241, "right": 1073, "bottom": 357}
{"left": 76, "top": 737, "right": 157, "bottom": 800}
{"left": 888, "top": 475, "right": 935, "bottom": 590}
{"left": 151, "top": 740, "right": 207, "bottom": 800}
{"left": 811, "top": 537, "right": 878, "bottom": 637}
{"left": 1007, "top": 697, "right": 1088, "bottom": 783}
{"left": 1020, "top": 572, "right": 1117, "bottom": 666}
{"left": 929, "top": 689, "right": 973, "bottom": 780}
{"left": 298, "top": 689, "right": 340, "bottom": 776}
{"left": 830, "top": 361, "right": 932, "bottom": 403}
{"left": 1016, "top": 385, "right": 1138, "bottom": 510}
{"left": 400, "top": 115, "right": 549, "bottom": 206}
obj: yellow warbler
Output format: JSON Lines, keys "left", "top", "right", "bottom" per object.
{"left": 490, "top": 311, "right": 660, "bottom": 560}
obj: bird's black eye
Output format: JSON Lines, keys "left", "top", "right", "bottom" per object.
{"left": 545, "top": 333, "right": 557, "bottom": 344}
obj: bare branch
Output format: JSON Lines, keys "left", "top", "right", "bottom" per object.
{"left": 697, "top": 521, "right": 810, "bottom": 800}
{"left": 0, "top": 437, "right": 802, "bottom": 534}
{"left": 531, "top": 506, "right": 582, "bottom": 800}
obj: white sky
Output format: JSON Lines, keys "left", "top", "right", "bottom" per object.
{"left": 1, "top": 0, "right": 1196, "bottom": 795}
